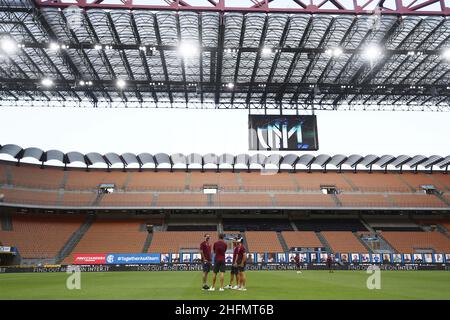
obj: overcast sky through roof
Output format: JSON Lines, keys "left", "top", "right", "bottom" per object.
{"left": 0, "top": 107, "right": 448, "bottom": 157}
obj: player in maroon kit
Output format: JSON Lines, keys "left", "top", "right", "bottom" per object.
{"left": 236, "top": 238, "right": 247, "bottom": 291}
{"left": 225, "top": 237, "right": 240, "bottom": 289}
{"left": 199, "top": 233, "right": 212, "bottom": 290}
{"left": 294, "top": 253, "right": 302, "bottom": 274}
{"left": 209, "top": 233, "right": 228, "bottom": 291}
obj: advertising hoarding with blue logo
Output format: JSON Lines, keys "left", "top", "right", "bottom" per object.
{"left": 105, "top": 253, "right": 160, "bottom": 264}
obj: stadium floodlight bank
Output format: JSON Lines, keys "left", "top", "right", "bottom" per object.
{"left": 0, "top": 0, "right": 450, "bottom": 110}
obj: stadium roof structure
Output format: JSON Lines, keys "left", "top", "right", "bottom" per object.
{"left": 1, "top": 0, "right": 450, "bottom": 111}
{"left": 0, "top": 143, "right": 449, "bottom": 172}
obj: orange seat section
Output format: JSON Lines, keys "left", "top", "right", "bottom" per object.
{"left": 245, "top": 231, "right": 283, "bottom": 252}
{"left": 0, "top": 214, "right": 84, "bottom": 258}
{"left": 148, "top": 231, "right": 217, "bottom": 253}
{"left": 321, "top": 231, "right": 368, "bottom": 253}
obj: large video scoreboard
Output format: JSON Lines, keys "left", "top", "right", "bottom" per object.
{"left": 248, "top": 115, "right": 319, "bottom": 151}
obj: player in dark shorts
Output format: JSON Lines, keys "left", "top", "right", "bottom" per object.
{"left": 200, "top": 234, "right": 212, "bottom": 290}
{"left": 209, "top": 233, "right": 228, "bottom": 291}
{"left": 225, "top": 238, "right": 240, "bottom": 289}
{"left": 327, "top": 254, "right": 334, "bottom": 273}
{"left": 236, "top": 238, "right": 247, "bottom": 291}
{"left": 294, "top": 253, "right": 302, "bottom": 274}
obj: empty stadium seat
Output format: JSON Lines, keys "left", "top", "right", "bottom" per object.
{"left": 65, "top": 170, "right": 128, "bottom": 190}
{"left": 390, "top": 194, "right": 447, "bottom": 207}
{"left": 321, "top": 231, "right": 368, "bottom": 253}
{"left": 337, "top": 194, "right": 394, "bottom": 207}
{"left": 214, "top": 193, "right": 273, "bottom": 207}
{"left": 65, "top": 218, "right": 149, "bottom": 264}
{"left": 126, "top": 171, "right": 187, "bottom": 191}
{"left": 148, "top": 231, "right": 217, "bottom": 253}
{"left": 10, "top": 165, "right": 64, "bottom": 189}
{"left": 291, "top": 172, "right": 353, "bottom": 191}
{"left": 342, "top": 172, "right": 410, "bottom": 192}
{"left": 245, "top": 231, "right": 283, "bottom": 252}
{"left": 239, "top": 172, "right": 297, "bottom": 191}
{"left": 274, "top": 194, "right": 335, "bottom": 207}
{"left": 281, "top": 231, "right": 323, "bottom": 248}
{"left": 99, "top": 193, "right": 153, "bottom": 207}
{"left": 0, "top": 188, "right": 59, "bottom": 206}
{"left": 223, "top": 218, "right": 292, "bottom": 231}
{"left": 0, "top": 214, "right": 84, "bottom": 258}
{"left": 380, "top": 231, "right": 450, "bottom": 253}
{"left": 294, "top": 219, "right": 367, "bottom": 232}
{"left": 189, "top": 172, "right": 240, "bottom": 191}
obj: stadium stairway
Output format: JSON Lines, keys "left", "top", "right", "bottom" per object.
{"left": 123, "top": 172, "right": 133, "bottom": 190}
{"left": 61, "top": 170, "right": 69, "bottom": 189}
{"left": 276, "top": 232, "right": 289, "bottom": 252}
{"left": 315, "top": 232, "right": 332, "bottom": 252}
{"left": 1, "top": 212, "right": 12, "bottom": 231}
{"left": 359, "top": 217, "right": 375, "bottom": 233}
{"left": 353, "top": 232, "right": 373, "bottom": 253}
{"left": 241, "top": 233, "right": 249, "bottom": 252}
{"left": 330, "top": 194, "right": 342, "bottom": 207}
{"left": 375, "top": 233, "right": 398, "bottom": 254}
{"left": 434, "top": 193, "right": 450, "bottom": 207}
{"left": 142, "top": 232, "right": 153, "bottom": 253}
{"left": 55, "top": 215, "right": 95, "bottom": 264}
{"left": 4, "top": 165, "right": 13, "bottom": 185}
{"left": 92, "top": 192, "right": 104, "bottom": 206}
{"left": 287, "top": 172, "right": 301, "bottom": 191}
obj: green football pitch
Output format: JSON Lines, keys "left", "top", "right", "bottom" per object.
{"left": 0, "top": 270, "right": 449, "bottom": 300}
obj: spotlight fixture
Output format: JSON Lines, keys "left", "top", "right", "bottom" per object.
{"left": 49, "top": 42, "right": 60, "bottom": 51}
{"left": 363, "top": 44, "right": 382, "bottom": 61}
{"left": 0, "top": 36, "right": 18, "bottom": 54}
{"left": 178, "top": 40, "right": 199, "bottom": 59}
{"left": 94, "top": 44, "right": 103, "bottom": 50}
{"left": 41, "top": 78, "right": 54, "bottom": 87}
{"left": 224, "top": 48, "right": 238, "bottom": 54}
{"left": 261, "top": 47, "right": 273, "bottom": 56}
{"left": 441, "top": 48, "right": 450, "bottom": 60}
{"left": 79, "top": 80, "right": 85, "bottom": 86}
{"left": 326, "top": 47, "right": 343, "bottom": 57}
{"left": 227, "top": 82, "right": 234, "bottom": 89}
{"left": 116, "top": 79, "right": 126, "bottom": 89}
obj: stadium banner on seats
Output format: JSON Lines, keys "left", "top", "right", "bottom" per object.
{"left": 105, "top": 253, "right": 161, "bottom": 264}
{"left": 73, "top": 254, "right": 106, "bottom": 265}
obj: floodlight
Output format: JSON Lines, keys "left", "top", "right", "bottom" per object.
{"left": 49, "top": 42, "right": 60, "bottom": 51}
{"left": 442, "top": 48, "right": 450, "bottom": 60}
{"left": 94, "top": 44, "right": 103, "bottom": 50}
{"left": 326, "top": 47, "right": 343, "bottom": 57}
{"left": 116, "top": 79, "right": 126, "bottom": 89}
{"left": 178, "top": 41, "right": 199, "bottom": 59}
{"left": 227, "top": 82, "right": 234, "bottom": 89}
{"left": 0, "top": 37, "right": 18, "bottom": 54}
{"left": 363, "top": 44, "right": 382, "bottom": 61}
{"left": 41, "top": 78, "right": 54, "bottom": 87}
{"left": 261, "top": 47, "right": 273, "bottom": 56}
